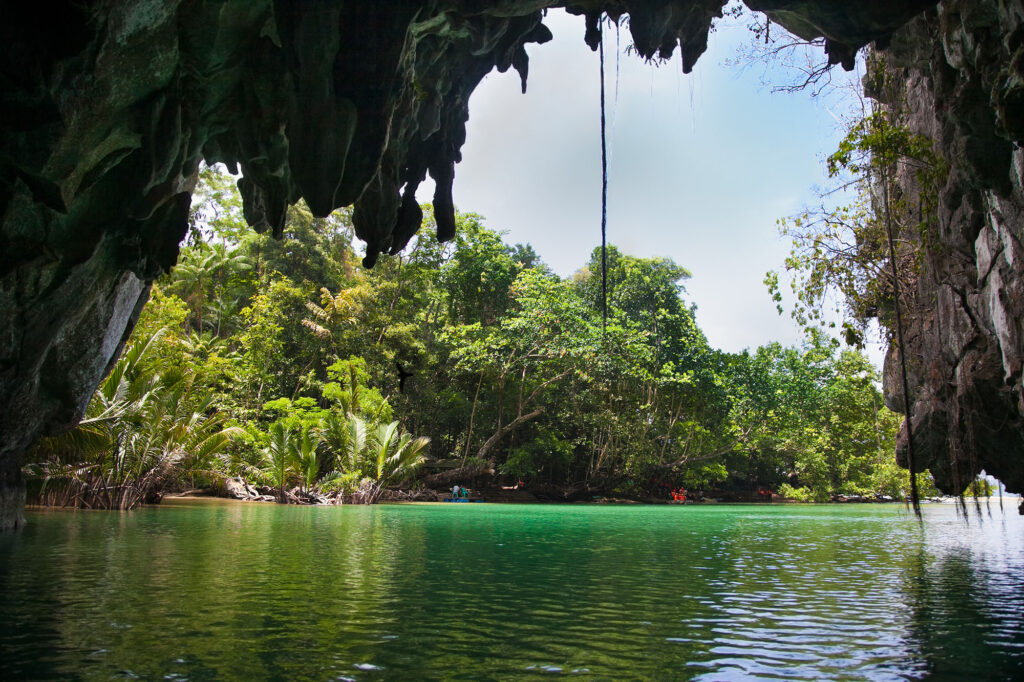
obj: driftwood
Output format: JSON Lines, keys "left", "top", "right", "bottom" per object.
{"left": 225, "top": 477, "right": 257, "bottom": 499}
{"left": 222, "top": 477, "right": 448, "bottom": 505}
{"left": 223, "top": 477, "right": 273, "bottom": 502}
{"left": 378, "top": 488, "right": 442, "bottom": 502}
{"left": 423, "top": 462, "right": 495, "bottom": 487}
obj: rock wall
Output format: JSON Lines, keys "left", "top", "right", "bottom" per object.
{"left": 875, "top": 1, "right": 1024, "bottom": 495}
{"left": 0, "top": 0, "right": 978, "bottom": 528}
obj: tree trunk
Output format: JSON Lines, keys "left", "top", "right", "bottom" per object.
{"left": 477, "top": 408, "right": 544, "bottom": 462}
{"left": 461, "top": 370, "right": 484, "bottom": 466}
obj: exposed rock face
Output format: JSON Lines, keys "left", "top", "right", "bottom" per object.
{"left": 747, "top": 0, "right": 938, "bottom": 68}
{"left": 874, "top": 1, "right": 1024, "bottom": 495}
{"left": 8, "top": 0, "right": 1012, "bottom": 528}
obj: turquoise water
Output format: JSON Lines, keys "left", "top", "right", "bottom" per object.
{"left": 2, "top": 501, "right": 1023, "bottom": 680}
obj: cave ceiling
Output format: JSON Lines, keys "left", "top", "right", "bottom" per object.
{"left": 2, "top": 1, "right": 939, "bottom": 270}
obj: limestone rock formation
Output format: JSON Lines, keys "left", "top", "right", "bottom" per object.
{"left": 874, "top": 1, "right": 1024, "bottom": 496}
{"left": 7, "top": 0, "right": 1021, "bottom": 528}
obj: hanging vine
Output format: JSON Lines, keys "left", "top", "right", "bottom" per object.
{"left": 599, "top": 17, "right": 609, "bottom": 336}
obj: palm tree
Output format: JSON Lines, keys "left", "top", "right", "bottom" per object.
{"left": 208, "top": 243, "right": 251, "bottom": 336}
{"left": 25, "top": 330, "right": 239, "bottom": 509}
{"left": 302, "top": 286, "right": 361, "bottom": 345}
{"left": 290, "top": 425, "right": 321, "bottom": 494}
{"left": 33, "top": 331, "right": 165, "bottom": 509}
{"left": 358, "top": 421, "right": 430, "bottom": 504}
{"left": 261, "top": 421, "right": 293, "bottom": 503}
{"left": 171, "top": 246, "right": 217, "bottom": 332}
{"left": 317, "top": 412, "right": 368, "bottom": 499}
{"left": 159, "top": 375, "right": 244, "bottom": 488}
{"left": 320, "top": 411, "right": 367, "bottom": 474}
{"left": 171, "top": 243, "right": 250, "bottom": 334}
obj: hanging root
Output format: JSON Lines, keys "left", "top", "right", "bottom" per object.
{"left": 599, "top": 16, "right": 608, "bottom": 336}
{"left": 883, "top": 169, "right": 920, "bottom": 518}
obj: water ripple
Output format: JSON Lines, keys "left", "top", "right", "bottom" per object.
{"left": 2, "top": 502, "right": 1023, "bottom": 678}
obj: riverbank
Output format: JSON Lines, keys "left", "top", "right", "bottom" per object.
{"left": 167, "top": 478, "right": 961, "bottom": 507}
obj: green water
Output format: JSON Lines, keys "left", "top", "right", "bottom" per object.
{"left": 2, "top": 501, "right": 1023, "bottom": 680}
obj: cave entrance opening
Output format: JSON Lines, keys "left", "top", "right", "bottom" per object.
{"left": 432, "top": 8, "right": 876, "bottom": 363}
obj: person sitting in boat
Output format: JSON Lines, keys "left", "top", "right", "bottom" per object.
{"left": 460, "top": 486, "right": 469, "bottom": 500}
{"left": 452, "top": 484, "right": 460, "bottom": 501}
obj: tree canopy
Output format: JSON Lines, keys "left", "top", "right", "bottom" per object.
{"left": 24, "top": 165, "right": 936, "bottom": 506}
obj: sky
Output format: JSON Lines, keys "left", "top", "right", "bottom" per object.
{"left": 415, "top": 8, "right": 877, "bottom": 360}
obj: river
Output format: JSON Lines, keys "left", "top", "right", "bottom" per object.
{"left": 1, "top": 500, "right": 1022, "bottom": 679}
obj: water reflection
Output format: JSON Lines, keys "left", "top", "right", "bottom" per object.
{"left": 903, "top": 510, "right": 1024, "bottom": 679}
{"left": 1, "top": 502, "right": 1023, "bottom": 679}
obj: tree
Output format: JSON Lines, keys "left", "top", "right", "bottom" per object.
{"left": 25, "top": 161, "right": 933, "bottom": 506}
{"left": 261, "top": 421, "right": 293, "bottom": 503}
{"left": 768, "top": 108, "right": 946, "bottom": 346}
{"left": 357, "top": 421, "right": 430, "bottom": 504}
{"left": 321, "top": 411, "right": 367, "bottom": 476}
{"left": 290, "top": 425, "right": 321, "bottom": 495}
{"left": 170, "top": 245, "right": 219, "bottom": 332}
{"left": 444, "top": 268, "right": 595, "bottom": 466}
{"left": 439, "top": 213, "right": 526, "bottom": 325}
{"left": 26, "top": 331, "right": 239, "bottom": 509}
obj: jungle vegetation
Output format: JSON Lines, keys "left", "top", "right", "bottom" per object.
{"left": 24, "top": 166, "right": 936, "bottom": 507}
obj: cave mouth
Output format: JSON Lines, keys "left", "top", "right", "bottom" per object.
{"left": 4, "top": 0, "right": 1024, "bottom": 529}
{"left": 445, "top": 7, "right": 870, "bottom": 361}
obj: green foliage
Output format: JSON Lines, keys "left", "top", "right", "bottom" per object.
{"left": 964, "top": 477, "right": 995, "bottom": 498}
{"left": 322, "top": 357, "right": 393, "bottom": 423}
{"left": 439, "top": 213, "right": 530, "bottom": 325}
{"left": 260, "top": 420, "right": 294, "bottom": 501}
{"left": 777, "top": 483, "right": 815, "bottom": 503}
{"left": 320, "top": 471, "right": 360, "bottom": 495}
{"left": 769, "top": 109, "right": 946, "bottom": 344}
{"left": 25, "top": 331, "right": 240, "bottom": 509}
{"left": 370, "top": 422, "right": 429, "bottom": 481}
{"left": 320, "top": 411, "right": 367, "bottom": 475}
{"left": 291, "top": 425, "right": 321, "bottom": 493}
{"left": 762, "top": 87, "right": 951, "bottom": 505}
{"left": 26, "top": 164, "right": 934, "bottom": 506}
{"left": 502, "top": 427, "right": 574, "bottom": 480}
